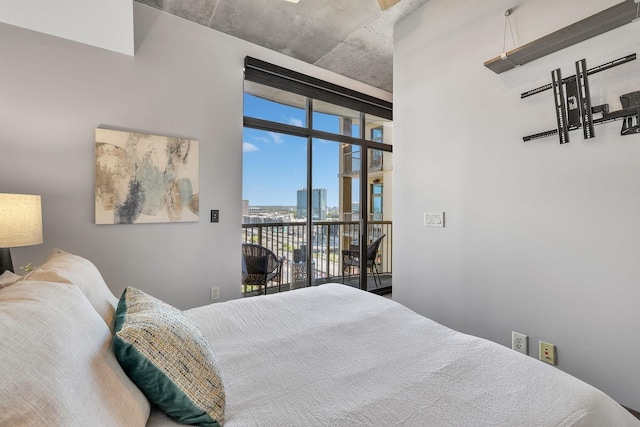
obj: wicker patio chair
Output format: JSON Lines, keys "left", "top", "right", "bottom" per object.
{"left": 242, "top": 243, "right": 285, "bottom": 296}
{"left": 342, "top": 234, "right": 386, "bottom": 288}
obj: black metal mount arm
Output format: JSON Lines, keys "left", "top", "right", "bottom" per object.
{"left": 522, "top": 54, "right": 639, "bottom": 143}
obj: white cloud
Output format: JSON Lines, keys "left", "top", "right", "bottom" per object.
{"left": 243, "top": 142, "right": 259, "bottom": 152}
{"left": 288, "top": 117, "right": 303, "bottom": 127}
{"left": 267, "top": 132, "right": 284, "bottom": 144}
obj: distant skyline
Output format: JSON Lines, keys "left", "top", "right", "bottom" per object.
{"left": 243, "top": 93, "right": 359, "bottom": 207}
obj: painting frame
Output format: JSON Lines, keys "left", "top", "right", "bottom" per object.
{"left": 95, "top": 128, "right": 199, "bottom": 224}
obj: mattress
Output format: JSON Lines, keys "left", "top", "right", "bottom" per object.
{"left": 148, "top": 284, "right": 638, "bottom": 426}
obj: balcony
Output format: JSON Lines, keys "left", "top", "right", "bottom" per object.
{"left": 341, "top": 149, "right": 383, "bottom": 176}
{"left": 241, "top": 221, "right": 392, "bottom": 297}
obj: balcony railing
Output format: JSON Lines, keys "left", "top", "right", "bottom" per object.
{"left": 241, "top": 221, "right": 392, "bottom": 295}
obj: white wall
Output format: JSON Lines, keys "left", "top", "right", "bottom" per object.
{"left": 0, "top": 0, "right": 134, "bottom": 55}
{"left": 394, "top": 0, "right": 640, "bottom": 409}
{"left": 0, "top": 3, "right": 389, "bottom": 310}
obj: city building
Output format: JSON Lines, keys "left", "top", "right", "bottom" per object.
{"left": 296, "top": 188, "right": 327, "bottom": 220}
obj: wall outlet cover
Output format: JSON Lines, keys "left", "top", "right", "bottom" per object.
{"left": 539, "top": 341, "right": 557, "bottom": 365}
{"left": 512, "top": 331, "right": 528, "bottom": 355}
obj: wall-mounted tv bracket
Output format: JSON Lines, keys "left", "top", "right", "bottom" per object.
{"left": 522, "top": 53, "right": 640, "bottom": 143}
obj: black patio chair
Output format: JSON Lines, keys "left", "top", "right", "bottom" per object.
{"left": 242, "top": 243, "right": 285, "bottom": 296}
{"left": 342, "top": 234, "right": 386, "bottom": 288}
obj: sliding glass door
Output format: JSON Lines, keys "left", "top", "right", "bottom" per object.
{"left": 242, "top": 59, "right": 392, "bottom": 296}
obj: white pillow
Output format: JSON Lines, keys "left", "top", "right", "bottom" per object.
{"left": 0, "top": 270, "right": 21, "bottom": 289}
{"left": 0, "top": 280, "right": 150, "bottom": 426}
{"left": 24, "top": 249, "right": 119, "bottom": 330}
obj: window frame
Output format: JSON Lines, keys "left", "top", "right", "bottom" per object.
{"left": 243, "top": 57, "right": 392, "bottom": 292}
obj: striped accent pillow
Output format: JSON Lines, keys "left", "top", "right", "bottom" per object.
{"left": 113, "top": 287, "right": 225, "bottom": 426}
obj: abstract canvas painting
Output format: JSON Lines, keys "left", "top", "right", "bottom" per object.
{"left": 95, "top": 128, "right": 199, "bottom": 224}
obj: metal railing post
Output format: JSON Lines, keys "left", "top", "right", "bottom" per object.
{"left": 242, "top": 220, "right": 391, "bottom": 291}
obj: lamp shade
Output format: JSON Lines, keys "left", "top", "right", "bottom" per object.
{"left": 0, "top": 193, "right": 43, "bottom": 248}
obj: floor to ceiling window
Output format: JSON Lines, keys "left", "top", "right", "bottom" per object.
{"left": 241, "top": 57, "right": 392, "bottom": 296}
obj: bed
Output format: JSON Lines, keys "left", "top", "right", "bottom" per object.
{"left": 1, "top": 250, "right": 637, "bottom": 426}
{"left": 148, "top": 284, "right": 638, "bottom": 426}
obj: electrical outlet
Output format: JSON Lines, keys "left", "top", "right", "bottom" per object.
{"left": 512, "top": 331, "right": 528, "bottom": 355}
{"left": 539, "top": 341, "right": 557, "bottom": 365}
{"left": 210, "top": 210, "right": 219, "bottom": 223}
{"left": 210, "top": 287, "right": 220, "bottom": 301}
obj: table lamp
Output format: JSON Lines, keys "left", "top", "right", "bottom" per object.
{"left": 0, "top": 193, "right": 43, "bottom": 274}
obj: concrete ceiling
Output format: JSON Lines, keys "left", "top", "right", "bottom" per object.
{"left": 135, "top": 0, "right": 430, "bottom": 92}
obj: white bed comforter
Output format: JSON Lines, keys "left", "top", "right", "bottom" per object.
{"left": 148, "top": 284, "right": 638, "bottom": 427}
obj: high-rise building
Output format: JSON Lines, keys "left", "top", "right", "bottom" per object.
{"left": 296, "top": 188, "right": 327, "bottom": 220}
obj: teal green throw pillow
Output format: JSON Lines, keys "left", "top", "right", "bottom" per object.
{"left": 113, "top": 287, "right": 225, "bottom": 426}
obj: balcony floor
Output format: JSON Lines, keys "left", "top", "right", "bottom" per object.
{"left": 332, "top": 273, "right": 392, "bottom": 293}
{"left": 243, "top": 273, "right": 392, "bottom": 298}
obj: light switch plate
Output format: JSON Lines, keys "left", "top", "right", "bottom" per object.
{"left": 424, "top": 212, "right": 444, "bottom": 227}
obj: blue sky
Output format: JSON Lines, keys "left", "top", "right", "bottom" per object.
{"left": 243, "top": 94, "right": 359, "bottom": 207}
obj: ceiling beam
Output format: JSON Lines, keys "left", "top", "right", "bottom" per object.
{"left": 376, "top": 0, "right": 402, "bottom": 11}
